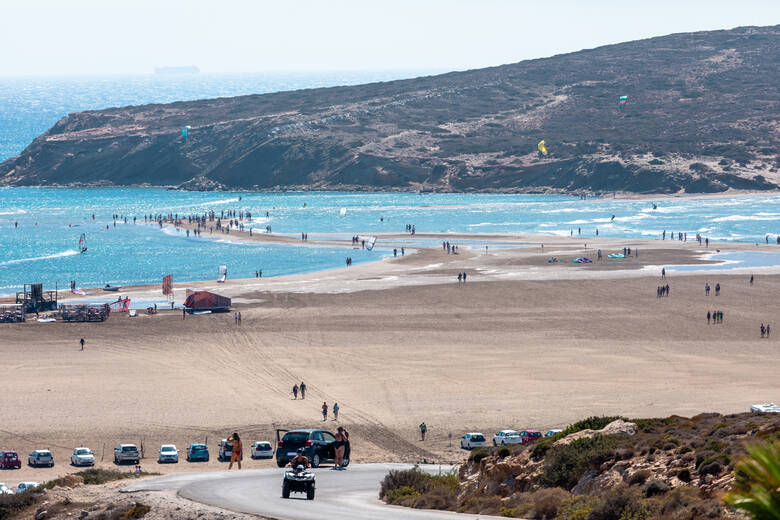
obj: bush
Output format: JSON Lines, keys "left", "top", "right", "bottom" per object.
{"left": 676, "top": 469, "right": 692, "bottom": 482}
{"left": 497, "top": 446, "right": 512, "bottom": 458}
{"left": 586, "top": 486, "right": 649, "bottom": 520}
{"left": 470, "top": 449, "right": 489, "bottom": 463}
{"left": 559, "top": 495, "right": 601, "bottom": 520}
{"left": 641, "top": 478, "right": 669, "bottom": 497}
{"left": 411, "top": 487, "right": 456, "bottom": 510}
{"left": 385, "top": 485, "right": 421, "bottom": 505}
{"left": 627, "top": 470, "right": 651, "bottom": 486}
{"left": 560, "top": 417, "right": 625, "bottom": 438}
{"left": 380, "top": 467, "right": 430, "bottom": 500}
{"left": 75, "top": 469, "right": 153, "bottom": 485}
{"left": 0, "top": 488, "right": 44, "bottom": 520}
{"left": 124, "top": 503, "right": 151, "bottom": 519}
{"left": 530, "top": 488, "right": 570, "bottom": 519}
{"left": 698, "top": 461, "right": 722, "bottom": 476}
{"left": 542, "top": 436, "right": 617, "bottom": 490}
{"left": 531, "top": 439, "right": 553, "bottom": 461}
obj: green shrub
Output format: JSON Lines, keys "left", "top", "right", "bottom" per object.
{"left": 530, "top": 487, "right": 570, "bottom": 519}
{"left": 470, "top": 449, "right": 489, "bottom": 463}
{"left": 641, "top": 478, "right": 669, "bottom": 497}
{"left": 531, "top": 439, "right": 554, "bottom": 461}
{"left": 411, "top": 487, "right": 456, "bottom": 510}
{"left": 559, "top": 495, "right": 601, "bottom": 520}
{"left": 124, "top": 503, "right": 151, "bottom": 519}
{"left": 676, "top": 468, "right": 692, "bottom": 482}
{"left": 497, "top": 446, "right": 511, "bottom": 458}
{"left": 379, "top": 467, "right": 429, "bottom": 500}
{"left": 586, "top": 486, "right": 649, "bottom": 520}
{"left": 542, "top": 435, "right": 617, "bottom": 490}
{"left": 75, "top": 468, "right": 153, "bottom": 485}
{"left": 560, "top": 417, "right": 625, "bottom": 438}
{"left": 385, "top": 485, "right": 421, "bottom": 505}
{"left": 627, "top": 470, "right": 651, "bottom": 486}
{"left": 0, "top": 488, "right": 44, "bottom": 520}
{"left": 698, "top": 461, "right": 722, "bottom": 476}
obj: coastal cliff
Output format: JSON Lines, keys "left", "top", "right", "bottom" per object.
{"left": 1, "top": 25, "right": 778, "bottom": 193}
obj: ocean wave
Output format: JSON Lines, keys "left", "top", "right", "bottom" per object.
{"left": 0, "top": 209, "right": 27, "bottom": 215}
{"left": 712, "top": 214, "right": 780, "bottom": 222}
{"left": 0, "top": 249, "right": 80, "bottom": 266}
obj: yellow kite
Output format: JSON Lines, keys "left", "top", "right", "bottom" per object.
{"left": 537, "top": 140, "right": 548, "bottom": 156}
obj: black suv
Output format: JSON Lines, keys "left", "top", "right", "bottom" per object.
{"left": 275, "top": 429, "right": 350, "bottom": 468}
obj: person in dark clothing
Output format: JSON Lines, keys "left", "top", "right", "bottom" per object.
{"left": 707, "top": 311, "right": 711, "bottom": 324}
{"left": 80, "top": 338, "right": 85, "bottom": 351}
{"left": 289, "top": 448, "right": 309, "bottom": 468}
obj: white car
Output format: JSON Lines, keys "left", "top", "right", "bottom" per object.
{"left": 28, "top": 449, "right": 54, "bottom": 467}
{"left": 460, "top": 432, "right": 487, "bottom": 450}
{"left": 250, "top": 441, "right": 273, "bottom": 459}
{"left": 492, "top": 430, "right": 522, "bottom": 446}
{"left": 16, "top": 482, "right": 40, "bottom": 493}
{"left": 158, "top": 444, "right": 179, "bottom": 463}
{"left": 71, "top": 447, "right": 95, "bottom": 467}
{"left": 0, "top": 483, "right": 13, "bottom": 495}
{"left": 545, "top": 429, "right": 563, "bottom": 438}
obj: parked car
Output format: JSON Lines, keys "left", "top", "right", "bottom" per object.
{"left": 0, "top": 483, "right": 13, "bottom": 495}
{"left": 493, "top": 430, "right": 523, "bottom": 446}
{"left": 113, "top": 444, "right": 140, "bottom": 464}
{"left": 217, "top": 439, "right": 233, "bottom": 462}
{"left": 544, "top": 429, "right": 563, "bottom": 438}
{"left": 70, "top": 447, "right": 95, "bottom": 467}
{"left": 0, "top": 451, "right": 21, "bottom": 469}
{"left": 519, "top": 430, "right": 543, "bottom": 444}
{"left": 460, "top": 432, "right": 487, "bottom": 450}
{"left": 16, "top": 482, "right": 40, "bottom": 493}
{"left": 186, "top": 443, "right": 209, "bottom": 462}
{"left": 251, "top": 441, "right": 274, "bottom": 459}
{"left": 158, "top": 445, "right": 179, "bottom": 463}
{"left": 28, "top": 450, "right": 54, "bottom": 467}
{"left": 275, "top": 429, "right": 349, "bottom": 468}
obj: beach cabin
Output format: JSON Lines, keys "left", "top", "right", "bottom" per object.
{"left": 184, "top": 289, "right": 231, "bottom": 313}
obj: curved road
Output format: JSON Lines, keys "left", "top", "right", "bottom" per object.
{"left": 123, "top": 463, "right": 499, "bottom": 520}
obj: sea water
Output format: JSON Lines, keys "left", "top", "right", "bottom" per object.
{"left": 2, "top": 187, "right": 780, "bottom": 296}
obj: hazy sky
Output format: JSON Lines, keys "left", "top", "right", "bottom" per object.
{"left": 3, "top": 0, "right": 779, "bottom": 76}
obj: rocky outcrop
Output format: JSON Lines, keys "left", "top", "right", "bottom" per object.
{"left": 2, "top": 26, "right": 778, "bottom": 193}
{"left": 554, "top": 419, "right": 637, "bottom": 446}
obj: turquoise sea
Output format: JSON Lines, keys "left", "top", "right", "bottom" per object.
{"left": 2, "top": 188, "right": 780, "bottom": 296}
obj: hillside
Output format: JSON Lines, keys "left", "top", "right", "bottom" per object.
{"left": 1, "top": 25, "right": 778, "bottom": 193}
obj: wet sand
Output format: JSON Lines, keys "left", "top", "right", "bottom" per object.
{"left": 1, "top": 232, "right": 779, "bottom": 486}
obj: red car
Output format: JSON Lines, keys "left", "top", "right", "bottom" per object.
{"left": 519, "top": 430, "right": 543, "bottom": 444}
{"left": 1, "top": 451, "right": 21, "bottom": 469}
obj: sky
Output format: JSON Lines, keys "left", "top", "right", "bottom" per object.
{"left": 2, "top": 0, "right": 779, "bottom": 76}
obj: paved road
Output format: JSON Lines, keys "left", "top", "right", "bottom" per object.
{"left": 123, "top": 463, "right": 499, "bottom": 520}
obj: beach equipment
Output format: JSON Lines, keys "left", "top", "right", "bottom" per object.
{"left": 16, "top": 283, "right": 58, "bottom": 313}
{"left": 537, "top": 140, "right": 548, "bottom": 156}
{"left": 103, "top": 284, "right": 120, "bottom": 292}
{"left": 607, "top": 253, "right": 625, "bottom": 259}
{"left": 217, "top": 265, "right": 227, "bottom": 283}
{"left": 78, "top": 233, "right": 87, "bottom": 254}
{"left": 339, "top": 208, "right": 347, "bottom": 217}
{"left": 61, "top": 303, "right": 110, "bottom": 322}
{"left": 182, "top": 125, "right": 191, "bottom": 140}
{"left": 572, "top": 257, "right": 592, "bottom": 263}
{"left": 108, "top": 298, "right": 130, "bottom": 312}
{"left": 184, "top": 289, "right": 231, "bottom": 313}
{"left": 366, "top": 236, "right": 377, "bottom": 251}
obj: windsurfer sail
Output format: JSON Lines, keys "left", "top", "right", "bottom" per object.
{"left": 217, "top": 265, "right": 227, "bottom": 283}
{"left": 366, "top": 236, "right": 377, "bottom": 251}
{"left": 78, "top": 233, "right": 87, "bottom": 254}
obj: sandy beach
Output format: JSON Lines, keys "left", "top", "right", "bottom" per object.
{"left": 2, "top": 231, "right": 780, "bottom": 486}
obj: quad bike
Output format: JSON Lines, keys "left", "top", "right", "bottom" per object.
{"left": 282, "top": 465, "right": 315, "bottom": 500}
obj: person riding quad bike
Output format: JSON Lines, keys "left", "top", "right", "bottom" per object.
{"left": 289, "top": 448, "right": 309, "bottom": 468}
{"left": 282, "top": 448, "right": 315, "bottom": 500}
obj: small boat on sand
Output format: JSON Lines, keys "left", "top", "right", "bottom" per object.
{"left": 103, "top": 284, "right": 121, "bottom": 292}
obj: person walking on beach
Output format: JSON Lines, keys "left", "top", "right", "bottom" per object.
{"left": 293, "top": 384, "right": 299, "bottom": 399}
{"left": 715, "top": 283, "right": 720, "bottom": 296}
{"left": 300, "top": 382, "right": 306, "bottom": 399}
{"left": 457, "top": 273, "right": 462, "bottom": 283}
{"left": 182, "top": 308, "right": 186, "bottom": 320}
{"left": 238, "top": 311, "right": 242, "bottom": 324}
{"left": 419, "top": 422, "right": 427, "bottom": 441}
{"left": 761, "top": 324, "right": 766, "bottom": 338}
{"left": 661, "top": 268, "right": 666, "bottom": 279}
{"left": 767, "top": 324, "right": 771, "bottom": 337}
{"left": 750, "top": 274, "right": 754, "bottom": 286}
{"left": 707, "top": 311, "right": 711, "bottom": 324}
{"left": 333, "top": 402, "right": 340, "bottom": 421}
{"left": 80, "top": 338, "right": 85, "bottom": 351}
{"left": 228, "top": 432, "right": 243, "bottom": 470}
{"left": 705, "top": 283, "right": 710, "bottom": 296}
{"left": 322, "top": 402, "right": 328, "bottom": 421}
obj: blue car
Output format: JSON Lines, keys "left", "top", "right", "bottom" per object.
{"left": 186, "top": 443, "right": 209, "bottom": 462}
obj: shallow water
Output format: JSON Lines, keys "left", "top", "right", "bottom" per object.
{"left": 667, "top": 251, "right": 780, "bottom": 272}
{"left": 2, "top": 188, "right": 780, "bottom": 296}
